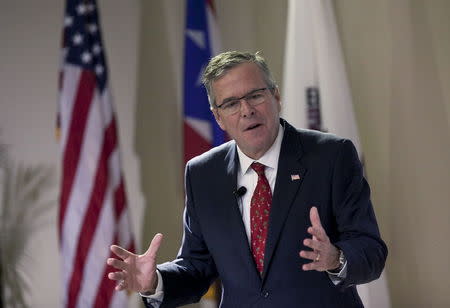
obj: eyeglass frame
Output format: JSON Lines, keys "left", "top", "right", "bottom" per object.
{"left": 213, "top": 87, "right": 275, "bottom": 116}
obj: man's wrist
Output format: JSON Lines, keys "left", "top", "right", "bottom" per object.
{"left": 141, "top": 272, "right": 158, "bottom": 295}
{"left": 141, "top": 289, "right": 156, "bottom": 296}
{"left": 140, "top": 270, "right": 164, "bottom": 300}
{"left": 329, "top": 249, "right": 345, "bottom": 273}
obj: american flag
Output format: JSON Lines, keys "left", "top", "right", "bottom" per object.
{"left": 57, "top": 1, "right": 135, "bottom": 307}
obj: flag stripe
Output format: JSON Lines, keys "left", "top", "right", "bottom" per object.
{"left": 77, "top": 148, "right": 123, "bottom": 308}
{"left": 67, "top": 119, "right": 116, "bottom": 308}
{"left": 59, "top": 65, "right": 82, "bottom": 150}
{"left": 94, "top": 234, "right": 120, "bottom": 308}
{"left": 77, "top": 182, "right": 114, "bottom": 308}
{"left": 117, "top": 207, "right": 134, "bottom": 251}
{"left": 183, "top": 121, "right": 212, "bottom": 162}
{"left": 59, "top": 70, "right": 96, "bottom": 237}
{"left": 114, "top": 178, "right": 126, "bottom": 219}
{"left": 61, "top": 88, "right": 104, "bottom": 300}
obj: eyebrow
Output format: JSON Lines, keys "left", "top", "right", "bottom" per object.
{"left": 220, "top": 87, "right": 266, "bottom": 105}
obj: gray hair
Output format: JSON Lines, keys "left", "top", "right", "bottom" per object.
{"left": 202, "top": 51, "right": 278, "bottom": 108}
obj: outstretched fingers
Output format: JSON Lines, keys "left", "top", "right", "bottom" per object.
{"left": 107, "top": 257, "right": 128, "bottom": 271}
{"left": 145, "top": 233, "right": 163, "bottom": 260}
{"left": 110, "top": 245, "right": 134, "bottom": 260}
{"left": 303, "top": 238, "right": 324, "bottom": 251}
{"left": 307, "top": 226, "right": 328, "bottom": 242}
{"left": 308, "top": 207, "right": 328, "bottom": 242}
{"left": 299, "top": 206, "right": 335, "bottom": 272}
{"left": 309, "top": 207, "right": 323, "bottom": 229}
{"left": 107, "top": 234, "right": 163, "bottom": 293}
{"left": 299, "top": 250, "right": 317, "bottom": 261}
{"left": 302, "top": 257, "right": 322, "bottom": 271}
{"left": 108, "top": 270, "right": 126, "bottom": 282}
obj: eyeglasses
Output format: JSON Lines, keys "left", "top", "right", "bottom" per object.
{"left": 215, "top": 87, "right": 274, "bottom": 116}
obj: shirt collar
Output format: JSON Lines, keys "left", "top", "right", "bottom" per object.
{"left": 237, "top": 124, "right": 284, "bottom": 175}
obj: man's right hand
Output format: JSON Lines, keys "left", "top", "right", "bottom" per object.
{"left": 107, "top": 233, "right": 163, "bottom": 293}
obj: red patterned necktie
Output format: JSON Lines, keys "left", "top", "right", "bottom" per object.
{"left": 250, "top": 162, "right": 272, "bottom": 275}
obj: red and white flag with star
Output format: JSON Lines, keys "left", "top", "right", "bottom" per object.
{"left": 57, "top": 0, "right": 135, "bottom": 307}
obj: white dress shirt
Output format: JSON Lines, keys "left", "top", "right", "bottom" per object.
{"left": 236, "top": 124, "right": 284, "bottom": 244}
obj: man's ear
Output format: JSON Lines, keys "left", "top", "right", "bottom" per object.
{"left": 212, "top": 108, "right": 225, "bottom": 130}
{"left": 273, "top": 87, "right": 282, "bottom": 112}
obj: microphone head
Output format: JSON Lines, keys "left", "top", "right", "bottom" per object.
{"left": 234, "top": 186, "right": 247, "bottom": 197}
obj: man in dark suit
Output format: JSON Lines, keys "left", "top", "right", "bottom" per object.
{"left": 107, "top": 51, "right": 387, "bottom": 308}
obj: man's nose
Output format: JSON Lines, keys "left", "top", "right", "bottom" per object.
{"left": 240, "top": 99, "right": 255, "bottom": 117}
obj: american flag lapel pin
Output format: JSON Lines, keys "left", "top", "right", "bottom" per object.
{"left": 291, "top": 174, "right": 301, "bottom": 181}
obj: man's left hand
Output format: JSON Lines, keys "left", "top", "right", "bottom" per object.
{"left": 299, "top": 206, "right": 340, "bottom": 272}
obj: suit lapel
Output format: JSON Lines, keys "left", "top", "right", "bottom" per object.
{"left": 222, "top": 142, "right": 261, "bottom": 280}
{"left": 262, "top": 122, "right": 307, "bottom": 280}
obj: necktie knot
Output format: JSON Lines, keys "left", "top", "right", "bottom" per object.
{"left": 251, "top": 162, "right": 266, "bottom": 177}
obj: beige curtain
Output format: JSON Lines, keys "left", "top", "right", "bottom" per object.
{"left": 335, "top": 1, "right": 450, "bottom": 307}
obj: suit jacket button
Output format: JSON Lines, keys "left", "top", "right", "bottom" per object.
{"left": 262, "top": 291, "right": 269, "bottom": 298}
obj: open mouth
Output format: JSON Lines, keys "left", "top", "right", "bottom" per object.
{"left": 245, "top": 123, "right": 262, "bottom": 131}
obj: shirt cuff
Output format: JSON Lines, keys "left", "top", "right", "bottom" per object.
{"left": 140, "top": 270, "right": 164, "bottom": 306}
{"left": 326, "top": 260, "right": 348, "bottom": 285}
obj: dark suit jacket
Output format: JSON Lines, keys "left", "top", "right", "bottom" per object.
{"left": 149, "top": 120, "right": 387, "bottom": 308}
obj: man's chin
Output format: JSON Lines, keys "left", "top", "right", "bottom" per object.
{"left": 240, "top": 141, "right": 269, "bottom": 159}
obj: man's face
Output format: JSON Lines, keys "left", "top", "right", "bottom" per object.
{"left": 212, "top": 62, "right": 281, "bottom": 160}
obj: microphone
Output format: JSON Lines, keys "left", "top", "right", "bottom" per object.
{"left": 233, "top": 186, "right": 247, "bottom": 198}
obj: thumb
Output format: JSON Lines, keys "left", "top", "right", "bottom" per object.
{"left": 144, "top": 233, "right": 163, "bottom": 259}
